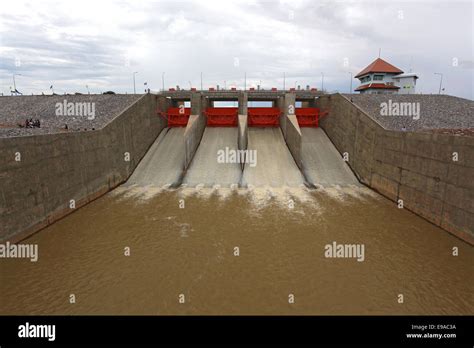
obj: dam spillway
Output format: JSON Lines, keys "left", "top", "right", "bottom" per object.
{"left": 301, "top": 128, "right": 361, "bottom": 187}
{"left": 0, "top": 91, "right": 473, "bottom": 316}
{"left": 124, "top": 92, "right": 360, "bottom": 189}
{"left": 182, "top": 127, "right": 241, "bottom": 187}
{"left": 1, "top": 91, "right": 472, "bottom": 243}
{"left": 126, "top": 127, "right": 186, "bottom": 188}
{"left": 241, "top": 127, "right": 305, "bottom": 187}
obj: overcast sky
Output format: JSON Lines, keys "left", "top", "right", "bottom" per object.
{"left": 0, "top": 0, "right": 472, "bottom": 99}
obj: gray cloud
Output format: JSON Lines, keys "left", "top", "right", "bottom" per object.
{"left": 0, "top": 0, "right": 472, "bottom": 99}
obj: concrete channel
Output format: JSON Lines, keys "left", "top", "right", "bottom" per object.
{"left": 301, "top": 128, "right": 361, "bottom": 187}
{"left": 241, "top": 127, "right": 305, "bottom": 187}
{"left": 126, "top": 127, "right": 186, "bottom": 188}
{"left": 182, "top": 127, "right": 242, "bottom": 187}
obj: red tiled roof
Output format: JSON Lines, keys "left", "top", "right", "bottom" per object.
{"left": 354, "top": 83, "right": 400, "bottom": 91}
{"left": 354, "top": 58, "right": 404, "bottom": 78}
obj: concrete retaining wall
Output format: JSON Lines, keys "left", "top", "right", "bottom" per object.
{"left": 0, "top": 94, "right": 167, "bottom": 242}
{"left": 316, "top": 93, "right": 474, "bottom": 244}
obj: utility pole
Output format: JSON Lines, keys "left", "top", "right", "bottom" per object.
{"left": 162, "top": 72, "right": 165, "bottom": 92}
{"left": 321, "top": 72, "right": 324, "bottom": 92}
{"left": 244, "top": 72, "right": 247, "bottom": 91}
{"left": 133, "top": 72, "right": 138, "bottom": 94}
{"left": 434, "top": 73, "right": 443, "bottom": 94}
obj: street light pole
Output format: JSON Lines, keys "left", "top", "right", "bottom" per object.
{"left": 434, "top": 73, "right": 443, "bottom": 94}
{"left": 133, "top": 72, "right": 138, "bottom": 94}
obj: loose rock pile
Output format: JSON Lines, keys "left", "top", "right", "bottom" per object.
{"left": 0, "top": 94, "right": 142, "bottom": 138}
{"left": 341, "top": 94, "right": 474, "bottom": 134}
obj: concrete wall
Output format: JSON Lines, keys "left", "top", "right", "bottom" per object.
{"left": 277, "top": 93, "right": 302, "bottom": 169}
{"left": 284, "top": 114, "right": 303, "bottom": 169}
{"left": 238, "top": 92, "right": 248, "bottom": 115}
{"left": 238, "top": 115, "right": 248, "bottom": 171}
{"left": 184, "top": 92, "right": 207, "bottom": 169}
{"left": 0, "top": 94, "right": 167, "bottom": 242}
{"left": 238, "top": 115, "right": 248, "bottom": 151}
{"left": 278, "top": 93, "right": 295, "bottom": 139}
{"left": 316, "top": 93, "right": 474, "bottom": 244}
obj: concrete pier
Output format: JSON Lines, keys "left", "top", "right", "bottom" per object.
{"left": 184, "top": 92, "right": 207, "bottom": 169}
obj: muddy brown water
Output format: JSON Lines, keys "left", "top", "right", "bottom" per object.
{"left": 1, "top": 186, "right": 473, "bottom": 315}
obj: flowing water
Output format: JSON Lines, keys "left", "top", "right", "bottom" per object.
{"left": 1, "top": 185, "right": 473, "bottom": 315}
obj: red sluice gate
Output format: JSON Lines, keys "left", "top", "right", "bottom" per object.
{"left": 295, "top": 107, "right": 319, "bottom": 127}
{"left": 295, "top": 108, "right": 328, "bottom": 127}
{"left": 248, "top": 107, "right": 280, "bottom": 127}
{"left": 160, "top": 107, "right": 191, "bottom": 127}
{"left": 204, "top": 107, "right": 238, "bottom": 127}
